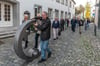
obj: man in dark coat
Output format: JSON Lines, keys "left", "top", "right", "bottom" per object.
{"left": 65, "top": 18, "right": 70, "bottom": 27}
{"left": 60, "top": 18, "right": 65, "bottom": 31}
{"left": 71, "top": 17, "right": 77, "bottom": 32}
{"left": 34, "top": 11, "right": 52, "bottom": 63}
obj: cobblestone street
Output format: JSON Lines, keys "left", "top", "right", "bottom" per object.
{"left": 0, "top": 24, "right": 100, "bottom": 66}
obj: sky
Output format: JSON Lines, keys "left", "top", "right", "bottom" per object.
{"left": 75, "top": 0, "right": 96, "bottom": 16}
{"left": 75, "top": 0, "right": 96, "bottom": 7}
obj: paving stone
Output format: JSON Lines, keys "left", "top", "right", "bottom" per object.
{"left": 0, "top": 24, "right": 100, "bottom": 66}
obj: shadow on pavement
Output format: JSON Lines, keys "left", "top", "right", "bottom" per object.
{"left": 21, "top": 60, "right": 33, "bottom": 66}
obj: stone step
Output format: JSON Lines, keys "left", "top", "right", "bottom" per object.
{"left": 0, "top": 33, "right": 15, "bottom": 39}
{"left": 0, "top": 31, "right": 16, "bottom": 39}
{"left": 0, "top": 31, "right": 16, "bottom": 36}
{"left": 0, "top": 27, "right": 17, "bottom": 39}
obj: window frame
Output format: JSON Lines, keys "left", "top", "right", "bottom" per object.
{"left": 55, "top": 9, "right": 59, "bottom": 19}
{"left": 48, "top": 8, "right": 53, "bottom": 19}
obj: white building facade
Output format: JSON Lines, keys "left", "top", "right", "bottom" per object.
{"left": 0, "top": 0, "right": 75, "bottom": 28}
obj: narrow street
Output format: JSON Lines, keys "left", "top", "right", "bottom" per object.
{"left": 0, "top": 24, "right": 100, "bottom": 66}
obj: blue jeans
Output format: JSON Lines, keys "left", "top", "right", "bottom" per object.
{"left": 40, "top": 40, "right": 51, "bottom": 59}
{"left": 85, "top": 23, "right": 89, "bottom": 30}
{"left": 35, "top": 33, "right": 40, "bottom": 48}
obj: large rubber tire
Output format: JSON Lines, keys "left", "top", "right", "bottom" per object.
{"left": 14, "top": 20, "right": 39, "bottom": 61}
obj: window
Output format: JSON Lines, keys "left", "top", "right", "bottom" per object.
{"left": 56, "top": 0, "right": 60, "bottom": 3}
{"left": 4, "top": 4, "right": 11, "bottom": 21}
{"left": 73, "top": 4, "right": 74, "bottom": 8}
{"left": 66, "top": 0, "right": 68, "bottom": 6}
{"left": 34, "top": 5, "right": 42, "bottom": 17}
{"left": 61, "top": 11, "right": 64, "bottom": 18}
{"left": 61, "top": 0, "right": 64, "bottom": 5}
{"left": 55, "top": 9, "right": 59, "bottom": 19}
{"left": 48, "top": 8, "right": 53, "bottom": 19}
{"left": 0, "top": 2, "right": 13, "bottom": 24}
{"left": 68, "top": 12, "right": 71, "bottom": 19}
{"left": 34, "top": 7, "right": 38, "bottom": 17}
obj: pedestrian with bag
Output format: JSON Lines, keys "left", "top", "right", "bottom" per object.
{"left": 52, "top": 17, "right": 59, "bottom": 40}
{"left": 34, "top": 11, "right": 52, "bottom": 63}
{"left": 60, "top": 18, "right": 65, "bottom": 31}
{"left": 65, "top": 18, "right": 69, "bottom": 28}
{"left": 71, "top": 17, "right": 77, "bottom": 32}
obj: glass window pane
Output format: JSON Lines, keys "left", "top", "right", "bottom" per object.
{"left": 4, "top": 4, "right": 11, "bottom": 22}
{"left": 5, "top": 15, "right": 7, "bottom": 21}
{"left": 48, "top": 8, "right": 53, "bottom": 19}
{"left": 55, "top": 10, "right": 59, "bottom": 19}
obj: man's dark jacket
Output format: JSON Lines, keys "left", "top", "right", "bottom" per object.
{"left": 60, "top": 19, "right": 65, "bottom": 27}
{"left": 37, "top": 17, "right": 51, "bottom": 41}
{"left": 52, "top": 20, "right": 59, "bottom": 28}
{"left": 71, "top": 19, "right": 77, "bottom": 27}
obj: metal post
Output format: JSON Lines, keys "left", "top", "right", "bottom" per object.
{"left": 94, "top": 0, "right": 97, "bottom": 36}
{"left": 94, "top": 24, "right": 97, "bottom": 36}
{"left": 98, "top": 0, "right": 100, "bottom": 29}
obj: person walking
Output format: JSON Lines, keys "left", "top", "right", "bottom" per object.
{"left": 71, "top": 17, "right": 77, "bottom": 32}
{"left": 22, "top": 14, "right": 30, "bottom": 49}
{"left": 52, "top": 17, "right": 59, "bottom": 40}
{"left": 34, "top": 14, "right": 41, "bottom": 49}
{"left": 34, "top": 11, "right": 52, "bottom": 63}
{"left": 60, "top": 18, "right": 65, "bottom": 31}
{"left": 77, "top": 17, "right": 83, "bottom": 34}
{"left": 65, "top": 18, "right": 69, "bottom": 28}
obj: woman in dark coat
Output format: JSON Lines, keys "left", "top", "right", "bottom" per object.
{"left": 60, "top": 19, "right": 65, "bottom": 31}
{"left": 71, "top": 17, "right": 77, "bottom": 32}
